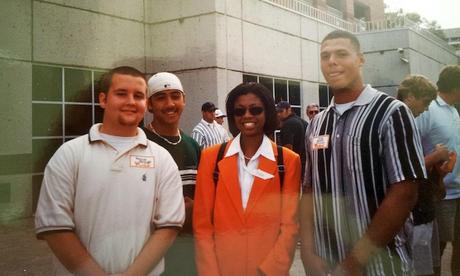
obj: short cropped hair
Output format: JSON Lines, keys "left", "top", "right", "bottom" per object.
{"left": 437, "top": 65, "right": 460, "bottom": 94}
{"left": 321, "top": 30, "right": 361, "bottom": 52}
{"left": 397, "top": 75, "right": 437, "bottom": 101}
{"left": 226, "top": 82, "right": 279, "bottom": 137}
{"left": 98, "top": 66, "right": 146, "bottom": 94}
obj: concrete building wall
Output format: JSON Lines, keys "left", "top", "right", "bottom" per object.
{"left": 0, "top": 0, "right": 146, "bottom": 222}
{"left": 146, "top": 0, "right": 330, "bottom": 133}
{"left": 2, "top": 0, "right": 454, "bottom": 222}
{"left": 357, "top": 29, "right": 458, "bottom": 96}
{"left": 357, "top": 0, "right": 384, "bottom": 21}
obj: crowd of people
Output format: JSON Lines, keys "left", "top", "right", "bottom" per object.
{"left": 34, "top": 30, "right": 460, "bottom": 275}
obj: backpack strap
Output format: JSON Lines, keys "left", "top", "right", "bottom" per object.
{"left": 277, "top": 145, "right": 285, "bottom": 189}
{"left": 213, "top": 142, "right": 228, "bottom": 186}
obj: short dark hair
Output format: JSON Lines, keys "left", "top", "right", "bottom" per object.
{"left": 321, "top": 30, "right": 361, "bottom": 52}
{"left": 397, "top": 75, "right": 437, "bottom": 101}
{"left": 226, "top": 82, "right": 279, "bottom": 137}
{"left": 98, "top": 66, "right": 146, "bottom": 94}
{"left": 201, "top": 101, "right": 217, "bottom": 112}
{"left": 437, "top": 65, "right": 460, "bottom": 94}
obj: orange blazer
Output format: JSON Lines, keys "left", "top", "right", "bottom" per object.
{"left": 193, "top": 141, "right": 300, "bottom": 276}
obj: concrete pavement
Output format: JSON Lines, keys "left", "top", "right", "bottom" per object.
{"left": 0, "top": 217, "right": 452, "bottom": 275}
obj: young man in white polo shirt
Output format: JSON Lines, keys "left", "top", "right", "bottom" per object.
{"left": 35, "top": 66, "right": 185, "bottom": 276}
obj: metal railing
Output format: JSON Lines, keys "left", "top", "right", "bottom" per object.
{"left": 262, "top": 0, "right": 453, "bottom": 51}
{"left": 359, "top": 17, "right": 453, "bottom": 50}
{"left": 263, "top": 0, "right": 357, "bottom": 32}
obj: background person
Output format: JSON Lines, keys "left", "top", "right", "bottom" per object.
{"left": 214, "top": 109, "right": 226, "bottom": 125}
{"left": 397, "top": 74, "right": 456, "bottom": 275}
{"left": 276, "top": 100, "right": 307, "bottom": 181}
{"left": 305, "top": 103, "right": 319, "bottom": 122}
{"left": 215, "top": 108, "right": 231, "bottom": 141}
{"left": 191, "top": 102, "right": 225, "bottom": 148}
{"left": 193, "top": 82, "right": 301, "bottom": 276}
{"left": 416, "top": 65, "right": 460, "bottom": 275}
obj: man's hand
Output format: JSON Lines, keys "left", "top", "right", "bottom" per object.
{"left": 438, "top": 151, "right": 457, "bottom": 175}
{"left": 183, "top": 196, "right": 194, "bottom": 233}
{"left": 41, "top": 231, "right": 107, "bottom": 275}
{"left": 302, "top": 252, "right": 330, "bottom": 276}
{"left": 433, "top": 144, "right": 449, "bottom": 163}
{"left": 333, "top": 255, "right": 364, "bottom": 276}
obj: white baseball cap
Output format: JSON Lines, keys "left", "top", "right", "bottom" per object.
{"left": 147, "top": 72, "right": 184, "bottom": 98}
{"left": 215, "top": 109, "right": 226, "bottom": 118}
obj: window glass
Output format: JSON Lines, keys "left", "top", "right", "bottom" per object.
{"left": 32, "top": 138, "right": 62, "bottom": 173}
{"left": 32, "top": 104, "right": 63, "bottom": 137}
{"left": 259, "top": 77, "right": 274, "bottom": 93}
{"left": 32, "top": 65, "right": 62, "bottom": 101}
{"left": 288, "top": 81, "right": 301, "bottom": 105}
{"left": 65, "top": 104, "right": 93, "bottom": 136}
{"left": 65, "top": 68, "right": 92, "bottom": 103}
{"left": 274, "top": 79, "right": 287, "bottom": 102}
{"left": 243, "top": 74, "right": 257, "bottom": 83}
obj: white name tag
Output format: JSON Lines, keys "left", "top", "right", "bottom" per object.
{"left": 130, "top": 155, "right": 155, "bottom": 168}
{"left": 312, "top": 135, "right": 330, "bottom": 150}
{"left": 253, "top": 169, "right": 274, "bottom": 180}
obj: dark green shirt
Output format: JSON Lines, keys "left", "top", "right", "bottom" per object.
{"left": 142, "top": 127, "right": 200, "bottom": 199}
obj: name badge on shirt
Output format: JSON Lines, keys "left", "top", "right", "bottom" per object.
{"left": 312, "top": 135, "right": 330, "bottom": 150}
{"left": 130, "top": 155, "right": 155, "bottom": 168}
{"left": 254, "top": 169, "right": 274, "bottom": 180}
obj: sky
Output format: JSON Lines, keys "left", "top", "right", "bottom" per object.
{"left": 384, "top": 0, "right": 460, "bottom": 29}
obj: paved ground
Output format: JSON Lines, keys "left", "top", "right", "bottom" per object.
{"left": 0, "top": 217, "right": 453, "bottom": 275}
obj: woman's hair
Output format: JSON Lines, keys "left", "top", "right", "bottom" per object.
{"left": 225, "top": 82, "right": 279, "bottom": 137}
{"left": 397, "top": 75, "right": 437, "bottom": 101}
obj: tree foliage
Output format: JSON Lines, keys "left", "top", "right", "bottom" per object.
{"left": 384, "top": 8, "right": 447, "bottom": 41}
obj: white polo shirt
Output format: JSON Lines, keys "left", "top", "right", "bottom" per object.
{"left": 35, "top": 124, "right": 185, "bottom": 275}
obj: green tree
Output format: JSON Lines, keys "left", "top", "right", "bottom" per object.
{"left": 384, "top": 9, "right": 447, "bottom": 41}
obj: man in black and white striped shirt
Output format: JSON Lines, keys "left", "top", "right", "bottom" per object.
{"left": 299, "top": 30, "right": 427, "bottom": 276}
{"left": 191, "top": 102, "right": 225, "bottom": 148}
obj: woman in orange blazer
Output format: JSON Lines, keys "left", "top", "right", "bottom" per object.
{"left": 193, "top": 82, "right": 301, "bottom": 276}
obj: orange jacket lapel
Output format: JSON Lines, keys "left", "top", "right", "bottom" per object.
{"left": 219, "top": 154, "right": 245, "bottom": 223}
{"left": 244, "top": 152, "right": 278, "bottom": 216}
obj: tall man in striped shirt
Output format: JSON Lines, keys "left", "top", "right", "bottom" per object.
{"left": 299, "top": 30, "right": 427, "bottom": 275}
{"left": 191, "top": 102, "right": 225, "bottom": 148}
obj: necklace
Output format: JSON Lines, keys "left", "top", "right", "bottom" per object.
{"left": 148, "top": 122, "right": 182, "bottom": 146}
{"left": 243, "top": 154, "right": 253, "bottom": 160}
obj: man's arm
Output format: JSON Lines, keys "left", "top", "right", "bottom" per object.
{"left": 299, "top": 190, "right": 329, "bottom": 275}
{"left": 41, "top": 231, "right": 106, "bottom": 275}
{"left": 336, "top": 180, "right": 419, "bottom": 274}
{"left": 123, "top": 228, "right": 179, "bottom": 276}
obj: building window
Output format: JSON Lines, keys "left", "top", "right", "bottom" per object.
{"left": 319, "top": 84, "right": 333, "bottom": 110}
{"left": 242, "top": 74, "right": 302, "bottom": 116}
{"left": 354, "top": 2, "right": 370, "bottom": 21}
{"left": 32, "top": 64, "right": 106, "bottom": 173}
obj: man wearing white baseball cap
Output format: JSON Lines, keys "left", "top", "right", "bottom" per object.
{"left": 214, "top": 109, "right": 226, "bottom": 125}
{"left": 214, "top": 108, "right": 231, "bottom": 142}
{"left": 143, "top": 72, "right": 200, "bottom": 276}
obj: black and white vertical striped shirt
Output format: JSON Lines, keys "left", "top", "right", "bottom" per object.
{"left": 303, "top": 85, "right": 426, "bottom": 275}
{"left": 191, "top": 119, "right": 225, "bottom": 149}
